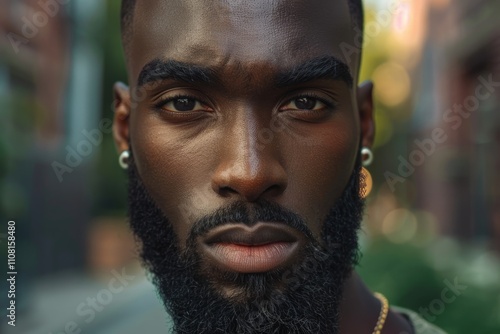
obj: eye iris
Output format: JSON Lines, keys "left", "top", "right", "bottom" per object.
{"left": 295, "top": 97, "right": 316, "bottom": 110}
{"left": 174, "top": 98, "right": 196, "bottom": 111}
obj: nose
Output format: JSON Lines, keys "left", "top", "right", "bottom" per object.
{"left": 211, "top": 114, "right": 288, "bottom": 202}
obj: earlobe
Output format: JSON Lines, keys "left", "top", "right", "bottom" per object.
{"left": 113, "top": 82, "right": 131, "bottom": 153}
{"left": 356, "top": 80, "right": 375, "bottom": 149}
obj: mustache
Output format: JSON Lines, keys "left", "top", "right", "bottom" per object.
{"left": 188, "top": 199, "right": 316, "bottom": 244}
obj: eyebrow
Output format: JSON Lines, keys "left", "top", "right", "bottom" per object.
{"left": 137, "top": 59, "right": 214, "bottom": 87}
{"left": 137, "top": 55, "right": 353, "bottom": 88}
{"left": 276, "top": 56, "right": 353, "bottom": 88}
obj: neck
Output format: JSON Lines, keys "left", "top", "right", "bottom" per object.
{"left": 339, "top": 271, "right": 415, "bottom": 334}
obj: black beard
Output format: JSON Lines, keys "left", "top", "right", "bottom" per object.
{"left": 127, "top": 155, "right": 365, "bottom": 334}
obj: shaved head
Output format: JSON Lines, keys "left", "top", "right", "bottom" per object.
{"left": 121, "top": 0, "right": 364, "bottom": 29}
{"left": 120, "top": 0, "right": 365, "bottom": 59}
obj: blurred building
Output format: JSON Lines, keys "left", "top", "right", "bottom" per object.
{"left": 414, "top": 0, "right": 500, "bottom": 251}
{"left": 0, "top": 0, "right": 105, "bottom": 278}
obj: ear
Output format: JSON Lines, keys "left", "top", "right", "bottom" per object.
{"left": 356, "top": 80, "right": 375, "bottom": 149}
{"left": 113, "top": 82, "right": 131, "bottom": 153}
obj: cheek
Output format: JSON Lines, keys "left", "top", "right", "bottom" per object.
{"left": 130, "top": 114, "right": 215, "bottom": 242}
{"left": 281, "top": 112, "right": 359, "bottom": 236}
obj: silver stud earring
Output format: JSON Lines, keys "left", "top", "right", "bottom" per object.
{"left": 119, "top": 150, "right": 130, "bottom": 170}
{"left": 361, "top": 147, "right": 374, "bottom": 167}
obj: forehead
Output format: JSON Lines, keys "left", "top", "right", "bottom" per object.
{"left": 129, "top": 0, "right": 356, "bottom": 85}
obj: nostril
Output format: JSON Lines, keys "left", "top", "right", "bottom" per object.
{"left": 218, "top": 186, "right": 238, "bottom": 197}
{"left": 215, "top": 182, "right": 286, "bottom": 202}
{"left": 263, "top": 184, "right": 286, "bottom": 197}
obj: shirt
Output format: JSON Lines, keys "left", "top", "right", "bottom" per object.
{"left": 394, "top": 306, "right": 448, "bottom": 334}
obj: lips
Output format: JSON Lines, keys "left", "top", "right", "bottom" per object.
{"left": 200, "top": 222, "right": 304, "bottom": 273}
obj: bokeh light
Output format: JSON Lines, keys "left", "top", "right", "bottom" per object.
{"left": 382, "top": 208, "right": 418, "bottom": 243}
{"left": 373, "top": 61, "right": 411, "bottom": 107}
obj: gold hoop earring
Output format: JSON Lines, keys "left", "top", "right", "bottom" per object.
{"left": 360, "top": 167, "right": 373, "bottom": 198}
{"left": 360, "top": 147, "right": 374, "bottom": 198}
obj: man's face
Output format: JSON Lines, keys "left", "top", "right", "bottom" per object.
{"left": 114, "top": 0, "right": 374, "bottom": 332}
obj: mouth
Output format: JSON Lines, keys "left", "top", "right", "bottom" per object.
{"left": 200, "top": 222, "right": 304, "bottom": 273}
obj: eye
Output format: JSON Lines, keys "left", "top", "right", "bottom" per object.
{"left": 156, "top": 95, "right": 210, "bottom": 113}
{"left": 281, "top": 96, "right": 328, "bottom": 111}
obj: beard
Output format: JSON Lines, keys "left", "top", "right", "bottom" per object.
{"left": 127, "top": 154, "right": 365, "bottom": 334}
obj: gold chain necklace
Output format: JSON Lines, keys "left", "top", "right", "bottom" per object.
{"left": 372, "top": 292, "right": 389, "bottom": 334}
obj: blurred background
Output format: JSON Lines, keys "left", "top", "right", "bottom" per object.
{"left": 0, "top": 0, "right": 499, "bottom": 333}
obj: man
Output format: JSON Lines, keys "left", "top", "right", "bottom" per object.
{"left": 112, "top": 0, "right": 446, "bottom": 333}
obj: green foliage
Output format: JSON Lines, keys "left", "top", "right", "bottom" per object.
{"left": 359, "top": 239, "right": 500, "bottom": 334}
{"left": 91, "top": 0, "right": 129, "bottom": 216}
